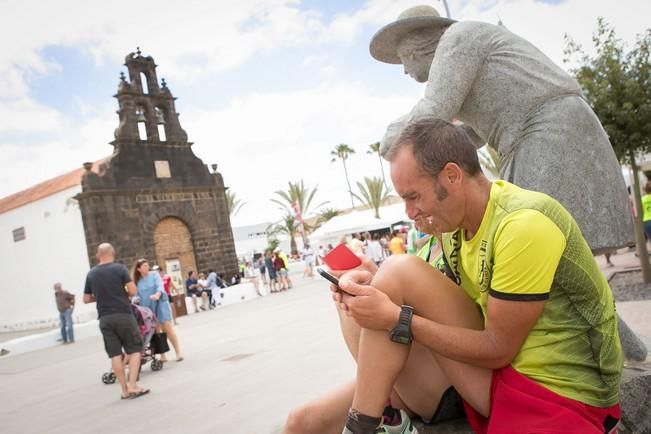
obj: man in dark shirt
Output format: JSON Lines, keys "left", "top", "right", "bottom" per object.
{"left": 185, "top": 270, "right": 203, "bottom": 313}
{"left": 84, "top": 243, "right": 149, "bottom": 400}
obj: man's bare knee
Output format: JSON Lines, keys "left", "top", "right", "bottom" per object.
{"left": 284, "top": 407, "right": 307, "bottom": 434}
{"left": 372, "top": 254, "right": 425, "bottom": 302}
{"left": 284, "top": 405, "right": 324, "bottom": 434}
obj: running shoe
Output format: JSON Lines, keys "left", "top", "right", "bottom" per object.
{"left": 376, "top": 409, "right": 418, "bottom": 434}
{"left": 341, "top": 410, "right": 418, "bottom": 434}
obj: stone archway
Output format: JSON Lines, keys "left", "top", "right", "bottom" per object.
{"left": 153, "top": 217, "right": 198, "bottom": 299}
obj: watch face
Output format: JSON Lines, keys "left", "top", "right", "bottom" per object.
{"left": 394, "top": 335, "right": 411, "bottom": 345}
{"left": 390, "top": 328, "right": 412, "bottom": 345}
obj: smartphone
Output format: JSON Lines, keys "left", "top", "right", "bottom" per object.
{"left": 317, "top": 267, "right": 354, "bottom": 296}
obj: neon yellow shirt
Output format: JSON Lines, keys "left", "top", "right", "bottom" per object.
{"left": 416, "top": 235, "right": 443, "bottom": 269}
{"left": 440, "top": 181, "right": 621, "bottom": 407}
{"left": 389, "top": 236, "right": 405, "bottom": 255}
{"left": 278, "top": 252, "right": 289, "bottom": 270}
{"left": 642, "top": 194, "right": 651, "bottom": 222}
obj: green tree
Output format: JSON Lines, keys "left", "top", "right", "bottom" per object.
{"left": 271, "top": 180, "right": 328, "bottom": 245}
{"left": 267, "top": 213, "right": 298, "bottom": 255}
{"left": 225, "top": 190, "right": 245, "bottom": 217}
{"left": 478, "top": 145, "right": 502, "bottom": 179}
{"left": 367, "top": 141, "right": 388, "bottom": 188}
{"left": 565, "top": 19, "right": 651, "bottom": 281}
{"left": 318, "top": 207, "right": 343, "bottom": 223}
{"left": 353, "top": 176, "right": 393, "bottom": 218}
{"left": 331, "top": 143, "right": 356, "bottom": 209}
{"left": 266, "top": 237, "right": 280, "bottom": 253}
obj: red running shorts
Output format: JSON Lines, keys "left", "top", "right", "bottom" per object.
{"left": 463, "top": 365, "right": 621, "bottom": 434}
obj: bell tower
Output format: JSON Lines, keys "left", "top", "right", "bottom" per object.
{"left": 76, "top": 49, "right": 238, "bottom": 286}
{"left": 113, "top": 47, "right": 188, "bottom": 145}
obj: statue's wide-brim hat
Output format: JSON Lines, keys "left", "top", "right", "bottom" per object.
{"left": 370, "top": 5, "right": 456, "bottom": 64}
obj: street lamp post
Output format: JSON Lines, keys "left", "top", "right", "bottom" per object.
{"left": 440, "top": 0, "right": 451, "bottom": 18}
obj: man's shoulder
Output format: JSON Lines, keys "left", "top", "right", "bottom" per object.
{"left": 88, "top": 262, "right": 129, "bottom": 279}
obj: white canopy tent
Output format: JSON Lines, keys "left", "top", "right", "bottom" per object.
{"left": 309, "top": 203, "right": 410, "bottom": 245}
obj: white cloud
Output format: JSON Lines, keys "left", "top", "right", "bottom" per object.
{"left": 0, "top": 0, "right": 327, "bottom": 100}
{"left": 0, "top": 102, "right": 115, "bottom": 197}
{"left": 458, "top": 0, "right": 651, "bottom": 67}
{"left": 1, "top": 0, "right": 650, "bottom": 230}
{"left": 184, "top": 81, "right": 420, "bottom": 226}
{"left": 321, "top": 0, "right": 436, "bottom": 44}
{"left": 0, "top": 98, "right": 67, "bottom": 136}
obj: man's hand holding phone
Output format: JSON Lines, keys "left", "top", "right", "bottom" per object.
{"left": 335, "top": 269, "right": 400, "bottom": 331}
{"left": 318, "top": 244, "right": 392, "bottom": 326}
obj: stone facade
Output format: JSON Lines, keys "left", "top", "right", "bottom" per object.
{"left": 76, "top": 50, "right": 237, "bottom": 283}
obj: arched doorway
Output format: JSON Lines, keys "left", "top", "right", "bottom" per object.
{"left": 153, "top": 217, "right": 198, "bottom": 307}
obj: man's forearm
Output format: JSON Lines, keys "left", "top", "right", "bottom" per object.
{"left": 411, "top": 315, "right": 512, "bottom": 369}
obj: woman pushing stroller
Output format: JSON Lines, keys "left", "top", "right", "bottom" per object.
{"left": 133, "top": 258, "right": 184, "bottom": 362}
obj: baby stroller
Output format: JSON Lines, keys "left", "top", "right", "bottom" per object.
{"left": 101, "top": 303, "right": 164, "bottom": 384}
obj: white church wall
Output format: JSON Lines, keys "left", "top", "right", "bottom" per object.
{"left": 0, "top": 186, "right": 96, "bottom": 331}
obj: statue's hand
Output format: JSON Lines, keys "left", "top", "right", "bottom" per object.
{"left": 380, "top": 114, "right": 410, "bottom": 156}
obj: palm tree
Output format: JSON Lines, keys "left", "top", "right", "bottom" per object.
{"left": 367, "top": 141, "right": 388, "bottom": 188}
{"left": 478, "top": 145, "right": 502, "bottom": 179}
{"left": 271, "top": 180, "right": 328, "bottom": 244}
{"left": 353, "top": 176, "right": 393, "bottom": 218}
{"left": 225, "top": 190, "right": 245, "bottom": 217}
{"left": 267, "top": 213, "right": 299, "bottom": 255}
{"left": 330, "top": 143, "right": 356, "bottom": 209}
{"left": 318, "top": 207, "right": 343, "bottom": 224}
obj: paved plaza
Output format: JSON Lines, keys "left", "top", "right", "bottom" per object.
{"left": 1, "top": 251, "right": 650, "bottom": 434}
{"left": 1, "top": 274, "right": 355, "bottom": 434}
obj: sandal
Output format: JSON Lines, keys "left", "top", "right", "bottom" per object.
{"left": 126, "top": 389, "right": 150, "bottom": 400}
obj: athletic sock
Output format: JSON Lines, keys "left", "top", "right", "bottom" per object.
{"left": 344, "top": 408, "right": 382, "bottom": 434}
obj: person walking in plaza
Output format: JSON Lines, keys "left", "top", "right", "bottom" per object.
{"left": 197, "top": 272, "right": 211, "bottom": 311}
{"left": 133, "top": 258, "right": 184, "bottom": 362}
{"left": 53, "top": 282, "right": 75, "bottom": 344}
{"left": 284, "top": 119, "right": 622, "bottom": 434}
{"left": 273, "top": 250, "right": 288, "bottom": 291}
{"left": 641, "top": 182, "right": 651, "bottom": 242}
{"left": 348, "top": 233, "right": 365, "bottom": 256}
{"left": 154, "top": 265, "right": 178, "bottom": 325}
{"left": 265, "top": 250, "right": 278, "bottom": 293}
{"left": 365, "top": 233, "right": 385, "bottom": 267}
{"left": 207, "top": 269, "right": 222, "bottom": 308}
{"left": 388, "top": 230, "right": 406, "bottom": 255}
{"left": 83, "top": 243, "right": 149, "bottom": 400}
{"left": 406, "top": 225, "right": 419, "bottom": 255}
{"left": 302, "top": 243, "right": 316, "bottom": 278}
{"left": 257, "top": 256, "right": 268, "bottom": 286}
{"left": 276, "top": 248, "right": 293, "bottom": 289}
{"left": 185, "top": 270, "right": 202, "bottom": 313}
{"left": 244, "top": 261, "right": 262, "bottom": 295}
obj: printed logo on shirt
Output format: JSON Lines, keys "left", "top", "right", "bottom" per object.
{"left": 478, "top": 239, "right": 491, "bottom": 292}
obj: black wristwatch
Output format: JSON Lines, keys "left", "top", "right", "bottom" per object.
{"left": 389, "top": 305, "right": 414, "bottom": 345}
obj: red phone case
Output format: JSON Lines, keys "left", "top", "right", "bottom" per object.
{"left": 323, "top": 244, "right": 362, "bottom": 270}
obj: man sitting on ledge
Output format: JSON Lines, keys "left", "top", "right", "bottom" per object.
{"left": 284, "top": 119, "right": 622, "bottom": 434}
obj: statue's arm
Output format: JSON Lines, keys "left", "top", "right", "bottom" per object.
{"left": 415, "top": 24, "right": 489, "bottom": 121}
{"left": 381, "top": 23, "right": 491, "bottom": 155}
{"left": 458, "top": 124, "right": 486, "bottom": 149}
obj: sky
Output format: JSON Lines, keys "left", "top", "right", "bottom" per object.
{"left": 1, "top": 0, "right": 649, "bottom": 227}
